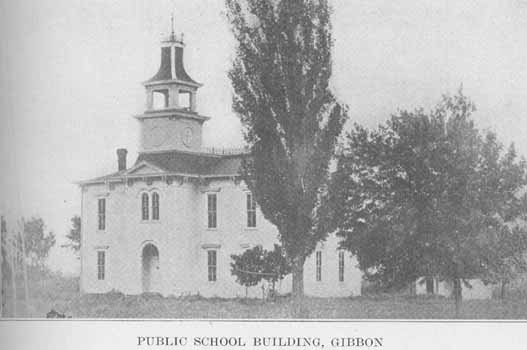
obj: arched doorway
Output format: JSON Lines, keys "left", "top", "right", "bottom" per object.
{"left": 142, "top": 243, "right": 160, "bottom": 293}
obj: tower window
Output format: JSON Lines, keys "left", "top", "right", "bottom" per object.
{"left": 97, "top": 251, "right": 106, "bottom": 280}
{"left": 207, "top": 193, "right": 217, "bottom": 229}
{"left": 207, "top": 250, "right": 217, "bottom": 282}
{"left": 97, "top": 198, "right": 106, "bottom": 230}
{"left": 141, "top": 193, "right": 149, "bottom": 220}
{"left": 246, "top": 193, "right": 256, "bottom": 228}
{"left": 152, "top": 192, "right": 160, "bottom": 220}
{"left": 338, "top": 251, "right": 345, "bottom": 282}
{"left": 178, "top": 91, "right": 191, "bottom": 110}
{"left": 316, "top": 251, "right": 322, "bottom": 282}
{"left": 152, "top": 89, "right": 169, "bottom": 109}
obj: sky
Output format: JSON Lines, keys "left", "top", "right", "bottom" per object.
{"left": 1, "top": 0, "right": 527, "bottom": 275}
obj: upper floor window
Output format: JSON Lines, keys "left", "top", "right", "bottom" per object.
{"left": 207, "top": 250, "right": 217, "bottom": 282}
{"left": 207, "top": 193, "right": 217, "bottom": 229}
{"left": 152, "top": 192, "right": 160, "bottom": 220}
{"left": 97, "top": 198, "right": 106, "bottom": 230}
{"left": 97, "top": 251, "right": 106, "bottom": 280}
{"left": 338, "top": 251, "right": 345, "bottom": 282}
{"left": 246, "top": 193, "right": 256, "bottom": 228}
{"left": 315, "top": 251, "right": 322, "bottom": 282}
{"left": 141, "top": 193, "right": 149, "bottom": 220}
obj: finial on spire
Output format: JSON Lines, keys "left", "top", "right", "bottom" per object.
{"left": 162, "top": 13, "right": 184, "bottom": 44}
{"left": 170, "top": 13, "right": 175, "bottom": 38}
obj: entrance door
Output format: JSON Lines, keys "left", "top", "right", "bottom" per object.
{"left": 142, "top": 244, "right": 160, "bottom": 293}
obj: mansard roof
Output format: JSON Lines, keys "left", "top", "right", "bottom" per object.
{"left": 78, "top": 149, "right": 249, "bottom": 186}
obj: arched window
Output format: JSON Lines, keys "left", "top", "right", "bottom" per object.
{"left": 141, "top": 193, "right": 149, "bottom": 220}
{"left": 152, "top": 192, "right": 160, "bottom": 220}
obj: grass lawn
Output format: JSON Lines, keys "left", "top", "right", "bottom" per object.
{"left": 5, "top": 275, "right": 527, "bottom": 319}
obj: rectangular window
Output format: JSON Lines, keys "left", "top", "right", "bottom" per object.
{"left": 207, "top": 250, "right": 217, "bottom": 282}
{"left": 141, "top": 193, "right": 149, "bottom": 221}
{"left": 246, "top": 193, "right": 257, "bottom": 228}
{"left": 207, "top": 193, "right": 217, "bottom": 229}
{"left": 98, "top": 198, "right": 106, "bottom": 230}
{"left": 316, "top": 251, "right": 322, "bottom": 282}
{"left": 338, "top": 251, "right": 345, "bottom": 282}
{"left": 152, "top": 193, "right": 160, "bottom": 220}
{"left": 97, "top": 251, "right": 105, "bottom": 280}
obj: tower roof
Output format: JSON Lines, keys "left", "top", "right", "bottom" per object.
{"left": 144, "top": 20, "right": 200, "bottom": 86}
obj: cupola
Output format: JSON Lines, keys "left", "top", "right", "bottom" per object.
{"left": 135, "top": 17, "right": 210, "bottom": 153}
{"left": 143, "top": 16, "right": 202, "bottom": 112}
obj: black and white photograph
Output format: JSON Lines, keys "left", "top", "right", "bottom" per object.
{"left": 2, "top": 1, "right": 527, "bottom": 342}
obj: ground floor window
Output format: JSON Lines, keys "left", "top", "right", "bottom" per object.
{"left": 97, "top": 251, "right": 106, "bottom": 280}
{"left": 316, "top": 251, "right": 322, "bottom": 282}
{"left": 338, "top": 251, "right": 345, "bottom": 282}
{"left": 208, "top": 250, "right": 217, "bottom": 282}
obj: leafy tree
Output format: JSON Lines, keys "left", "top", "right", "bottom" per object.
{"left": 472, "top": 140, "right": 527, "bottom": 298}
{"left": 62, "top": 215, "right": 81, "bottom": 256}
{"left": 261, "top": 244, "right": 291, "bottom": 288}
{"left": 331, "top": 90, "right": 527, "bottom": 315}
{"left": 22, "top": 217, "right": 56, "bottom": 270}
{"left": 231, "top": 244, "right": 291, "bottom": 298}
{"left": 482, "top": 224, "right": 527, "bottom": 299}
{"left": 225, "top": 0, "right": 348, "bottom": 307}
{"left": 231, "top": 245, "right": 266, "bottom": 297}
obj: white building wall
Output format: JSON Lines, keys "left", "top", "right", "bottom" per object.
{"left": 80, "top": 178, "right": 363, "bottom": 298}
{"left": 415, "top": 277, "right": 494, "bottom": 300}
{"left": 304, "top": 240, "right": 362, "bottom": 298}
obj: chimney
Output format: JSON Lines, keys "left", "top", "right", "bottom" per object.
{"left": 117, "top": 148, "right": 128, "bottom": 171}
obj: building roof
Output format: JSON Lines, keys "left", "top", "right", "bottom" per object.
{"left": 78, "top": 149, "right": 249, "bottom": 185}
{"left": 135, "top": 150, "right": 246, "bottom": 176}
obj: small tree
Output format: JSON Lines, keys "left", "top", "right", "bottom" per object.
{"left": 62, "top": 215, "right": 81, "bottom": 257}
{"left": 231, "top": 244, "right": 291, "bottom": 298}
{"left": 22, "top": 217, "right": 55, "bottom": 271}
{"left": 231, "top": 245, "right": 266, "bottom": 297}
{"left": 261, "top": 244, "right": 291, "bottom": 295}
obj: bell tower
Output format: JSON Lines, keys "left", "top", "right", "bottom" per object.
{"left": 136, "top": 17, "right": 209, "bottom": 152}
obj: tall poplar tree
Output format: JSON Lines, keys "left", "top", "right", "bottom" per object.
{"left": 225, "top": 0, "right": 348, "bottom": 301}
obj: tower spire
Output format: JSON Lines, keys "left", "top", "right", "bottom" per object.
{"left": 170, "top": 13, "right": 175, "bottom": 41}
